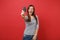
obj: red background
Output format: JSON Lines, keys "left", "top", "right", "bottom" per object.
{"left": 0, "top": 0, "right": 60, "bottom": 40}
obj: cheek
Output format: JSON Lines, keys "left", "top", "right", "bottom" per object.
{"left": 28, "top": 9, "right": 31, "bottom": 12}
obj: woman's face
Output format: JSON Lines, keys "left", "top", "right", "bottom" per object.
{"left": 28, "top": 6, "right": 34, "bottom": 15}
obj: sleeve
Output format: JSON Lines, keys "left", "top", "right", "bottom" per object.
{"left": 36, "top": 15, "right": 39, "bottom": 29}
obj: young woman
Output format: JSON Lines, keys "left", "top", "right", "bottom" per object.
{"left": 21, "top": 5, "right": 39, "bottom": 40}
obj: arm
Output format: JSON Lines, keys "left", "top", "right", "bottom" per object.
{"left": 20, "top": 7, "right": 26, "bottom": 19}
{"left": 32, "top": 15, "right": 39, "bottom": 40}
{"left": 34, "top": 15, "right": 39, "bottom": 36}
{"left": 20, "top": 10, "right": 28, "bottom": 20}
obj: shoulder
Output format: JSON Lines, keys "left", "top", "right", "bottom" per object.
{"left": 25, "top": 15, "right": 28, "bottom": 17}
{"left": 25, "top": 15, "right": 28, "bottom": 20}
{"left": 36, "top": 15, "right": 38, "bottom": 18}
{"left": 36, "top": 15, "right": 39, "bottom": 21}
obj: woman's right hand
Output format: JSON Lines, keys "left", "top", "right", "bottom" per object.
{"left": 21, "top": 10, "right": 25, "bottom": 15}
{"left": 20, "top": 10, "right": 26, "bottom": 19}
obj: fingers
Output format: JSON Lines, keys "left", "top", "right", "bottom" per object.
{"left": 21, "top": 10, "right": 25, "bottom": 15}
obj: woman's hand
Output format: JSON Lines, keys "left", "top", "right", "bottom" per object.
{"left": 32, "top": 35, "right": 37, "bottom": 40}
{"left": 21, "top": 10, "right": 25, "bottom": 15}
{"left": 20, "top": 10, "right": 26, "bottom": 19}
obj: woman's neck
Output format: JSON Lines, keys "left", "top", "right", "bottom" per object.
{"left": 29, "top": 14, "right": 33, "bottom": 17}
{"left": 29, "top": 14, "right": 32, "bottom": 17}
{"left": 30, "top": 15, "right": 34, "bottom": 19}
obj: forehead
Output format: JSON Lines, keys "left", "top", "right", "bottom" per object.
{"left": 29, "top": 6, "right": 33, "bottom": 9}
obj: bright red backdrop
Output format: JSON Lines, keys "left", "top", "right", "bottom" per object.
{"left": 0, "top": 0, "right": 60, "bottom": 40}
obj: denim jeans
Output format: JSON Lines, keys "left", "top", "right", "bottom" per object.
{"left": 23, "top": 35, "right": 38, "bottom": 40}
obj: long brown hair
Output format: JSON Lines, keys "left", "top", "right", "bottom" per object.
{"left": 26, "top": 5, "right": 37, "bottom": 24}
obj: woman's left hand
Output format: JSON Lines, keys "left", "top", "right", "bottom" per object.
{"left": 32, "top": 36, "right": 37, "bottom": 40}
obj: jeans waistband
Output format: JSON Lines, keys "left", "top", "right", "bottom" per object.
{"left": 24, "top": 34, "right": 34, "bottom": 37}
